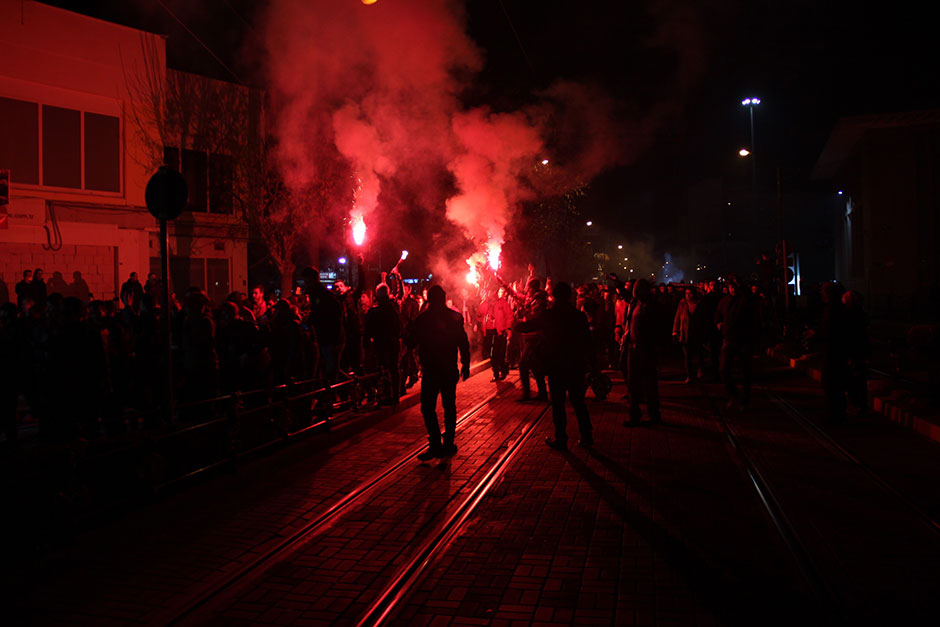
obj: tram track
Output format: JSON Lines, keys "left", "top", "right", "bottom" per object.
{"left": 764, "top": 388, "right": 940, "bottom": 538}
{"left": 356, "top": 403, "right": 551, "bottom": 626}
{"left": 166, "top": 388, "right": 551, "bottom": 626}
{"left": 698, "top": 382, "right": 838, "bottom": 611}
{"left": 699, "top": 374, "right": 940, "bottom": 619}
{"left": 165, "top": 391, "right": 501, "bottom": 624}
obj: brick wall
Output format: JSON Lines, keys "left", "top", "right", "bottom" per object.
{"left": 0, "top": 242, "right": 116, "bottom": 302}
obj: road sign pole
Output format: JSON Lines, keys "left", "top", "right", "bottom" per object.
{"left": 160, "top": 215, "right": 174, "bottom": 426}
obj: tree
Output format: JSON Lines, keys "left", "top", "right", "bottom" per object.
{"left": 124, "top": 36, "right": 347, "bottom": 296}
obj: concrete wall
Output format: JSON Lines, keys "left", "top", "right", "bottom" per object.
{"left": 0, "top": 0, "right": 250, "bottom": 303}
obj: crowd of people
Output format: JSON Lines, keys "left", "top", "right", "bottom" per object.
{"left": 0, "top": 254, "right": 869, "bottom": 450}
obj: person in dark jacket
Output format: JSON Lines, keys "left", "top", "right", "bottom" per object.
{"left": 14, "top": 269, "right": 32, "bottom": 310}
{"left": 516, "top": 278, "right": 548, "bottom": 401}
{"left": 30, "top": 268, "right": 47, "bottom": 309}
{"left": 365, "top": 284, "right": 403, "bottom": 405}
{"left": 120, "top": 272, "right": 144, "bottom": 312}
{"left": 406, "top": 285, "right": 470, "bottom": 460}
{"left": 715, "top": 274, "right": 758, "bottom": 408}
{"left": 518, "top": 282, "right": 594, "bottom": 449}
{"left": 672, "top": 287, "right": 707, "bottom": 383}
{"left": 302, "top": 266, "right": 345, "bottom": 381}
{"left": 624, "top": 279, "right": 662, "bottom": 425}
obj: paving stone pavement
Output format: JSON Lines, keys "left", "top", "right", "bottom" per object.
{"left": 11, "top": 357, "right": 940, "bottom": 625}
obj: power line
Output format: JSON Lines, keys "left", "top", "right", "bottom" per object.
{"left": 154, "top": 0, "right": 242, "bottom": 83}
{"left": 496, "top": 0, "right": 535, "bottom": 77}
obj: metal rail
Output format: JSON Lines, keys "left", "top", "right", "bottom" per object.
{"left": 356, "top": 404, "right": 551, "bottom": 627}
{"left": 765, "top": 388, "right": 940, "bottom": 539}
{"left": 166, "top": 392, "right": 501, "bottom": 625}
{"left": 700, "top": 384, "right": 837, "bottom": 608}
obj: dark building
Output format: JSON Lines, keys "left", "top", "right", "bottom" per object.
{"left": 814, "top": 109, "right": 940, "bottom": 319}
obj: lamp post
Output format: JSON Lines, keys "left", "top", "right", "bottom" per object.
{"left": 741, "top": 97, "right": 761, "bottom": 224}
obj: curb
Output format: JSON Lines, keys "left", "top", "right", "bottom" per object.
{"left": 767, "top": 348, "right": 940, "bottom": 446}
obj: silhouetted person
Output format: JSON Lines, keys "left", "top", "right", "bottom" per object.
{"left": 820, "top": 281, "right": 849, "bottom": 423}
{"left": 15, "top": 269, "right": 31, "bottom": 309}
{"left": 269, "top": 300, "right": 308, "bottom": 384}
{"left": 518, "top": 282, "right": 594, "bottom": 449}
{"left": 0, "top": 303, "right": 22, "bottom": 444}
{"left": 406, "top": 285, "right": 470, "bottom": 460}
{"left": 517, "top": 278, "right": 548, "bottom": 401}
{"left": 180, "top": 291, "right": 218, "bottom": 402}
{"left": 715, "top": 274, "right": 758, "bottom": 409}
{"left": 120, "top": 272, "right": 144, "bottom": 312}
{"left": 70, "top": 271, "right": 90, "bottom": 302}
{"left": 700, "top": 279, "right": 722, "bottom": 380}
{"left": 365, "top": 284, "right": 403, "bottom": 405}
{"left": 337, "top": 254, "right": 366, "bottom": 374}
{"left": 216, "top": 300, "right": 263, "bottom": 394}
{"left": 624, "top": 279, "right": 662, "bottom": 425}
{"left": 673, "top": 287, "right": 707, "bottom": 383}
{"left": 302, "top": 266, "right": 344, "bottom": 381}
{"left": 145, "top": 272, "right": 163, "bottom": 307}
{"left": 30, "top": 268, "right": 47, "bottom": 308}
{"left": 47, "top": 270, "right": 69, "bottom": 296}
{"left": 399, "top": 283, "right": 421, "bottom": 391}
{"left": 46, "top": 297, "right": 107, "bottom": 440}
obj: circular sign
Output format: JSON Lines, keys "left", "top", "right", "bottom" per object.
{"left": 145, "top": 166, "right": 188, "bottom": 221}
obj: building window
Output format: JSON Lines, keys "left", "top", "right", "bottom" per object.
{"left": 209, "top": 153, "right": 233, "bottom": 214}
{"left": 42, "top": 105, "right": 82, "bottom": 189}
{"left": 164, "top": 147, "right": 233, "bottom": 215}
{"left": 84, "top": 112, "right": 121, "bottom": 192}
{"left": 0, "top": 96, "right": 120, "bottom": 192}
{"left": 182, "top": 149, "right": 208, "bottom": 213}
{"left": 0, "top": 96, "right": 39, "bottom": 184}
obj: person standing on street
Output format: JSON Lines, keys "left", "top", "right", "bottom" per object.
{"left": 365, "top": 284, "right": 403, "bottom": 405}
{"left": 517, "top": 282, "right": 594, "bottom": 450}
{"left": 715, "top": 274, "right": 758, "bottom": 409}
{"left": 406, "top": 285, "right": 470, "bottom": 461}
{"left": 479, "top": 287, "right": 512, "bottom": 382}
{"left": 624, "top": 279, "right": 662, "bottom": 425}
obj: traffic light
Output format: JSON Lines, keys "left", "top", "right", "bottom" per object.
{"left": 785, "top": 250, "right": 800, "bottom": 296}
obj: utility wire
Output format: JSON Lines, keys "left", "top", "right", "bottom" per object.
{"left": 496, "top": 0, "right": 536, "bottom": 77}
{"left": 154, "top": 0, "right": 243, "bottom": 83}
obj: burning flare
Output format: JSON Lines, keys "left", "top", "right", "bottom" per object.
{"left": 351, "top": 213, "right": 367, "bottom": 246}
{"left": 485, "top": 240, "right": 502, "bottom": 271}
{"left": 466, "top": 260, "right": 479, "bottom": 287}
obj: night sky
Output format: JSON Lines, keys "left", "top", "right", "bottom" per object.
{"left": 43, "top": 0, "right": 940, "bottom": 277}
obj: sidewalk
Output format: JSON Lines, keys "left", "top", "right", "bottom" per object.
{"left": 766, "top": 346, "right": 940, "bottom": 444}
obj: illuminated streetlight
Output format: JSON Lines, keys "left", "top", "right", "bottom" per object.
{"left": 617, "top": 244, "right": 623, "bottom": 250}
{"left": 739, "top": 148, "right": 751, "bottom": 157}
{"left": 541, "top": 159, "right": 549, "bottom": 165}
{"left": 837, "top": 190, "right": 843, "bottom": 196}
{"left": 741, "top": 96, "right": 760, "bottom": 192}
{"left": 586, "top": 220, "right": 593, "bottom": 226}
{"left": 338, "top": 257, "right": 347, "bottom": 265}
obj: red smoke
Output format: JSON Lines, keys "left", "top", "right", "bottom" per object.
{"left": 261, "top": 0, "right": 632, "bottom": 282}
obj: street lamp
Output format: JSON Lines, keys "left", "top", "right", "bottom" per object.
{"left": 741, "top": 96, "right": 760, "bottom": 186}
{"left": 739, "top": 148, "right": 751, "bottom": 157}
{"left": 586, "top": 220, "right": 593, "bottom": 226}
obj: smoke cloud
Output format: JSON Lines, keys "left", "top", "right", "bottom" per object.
{"left": 258, "top": 0, "right": 660, "bottom": 287}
